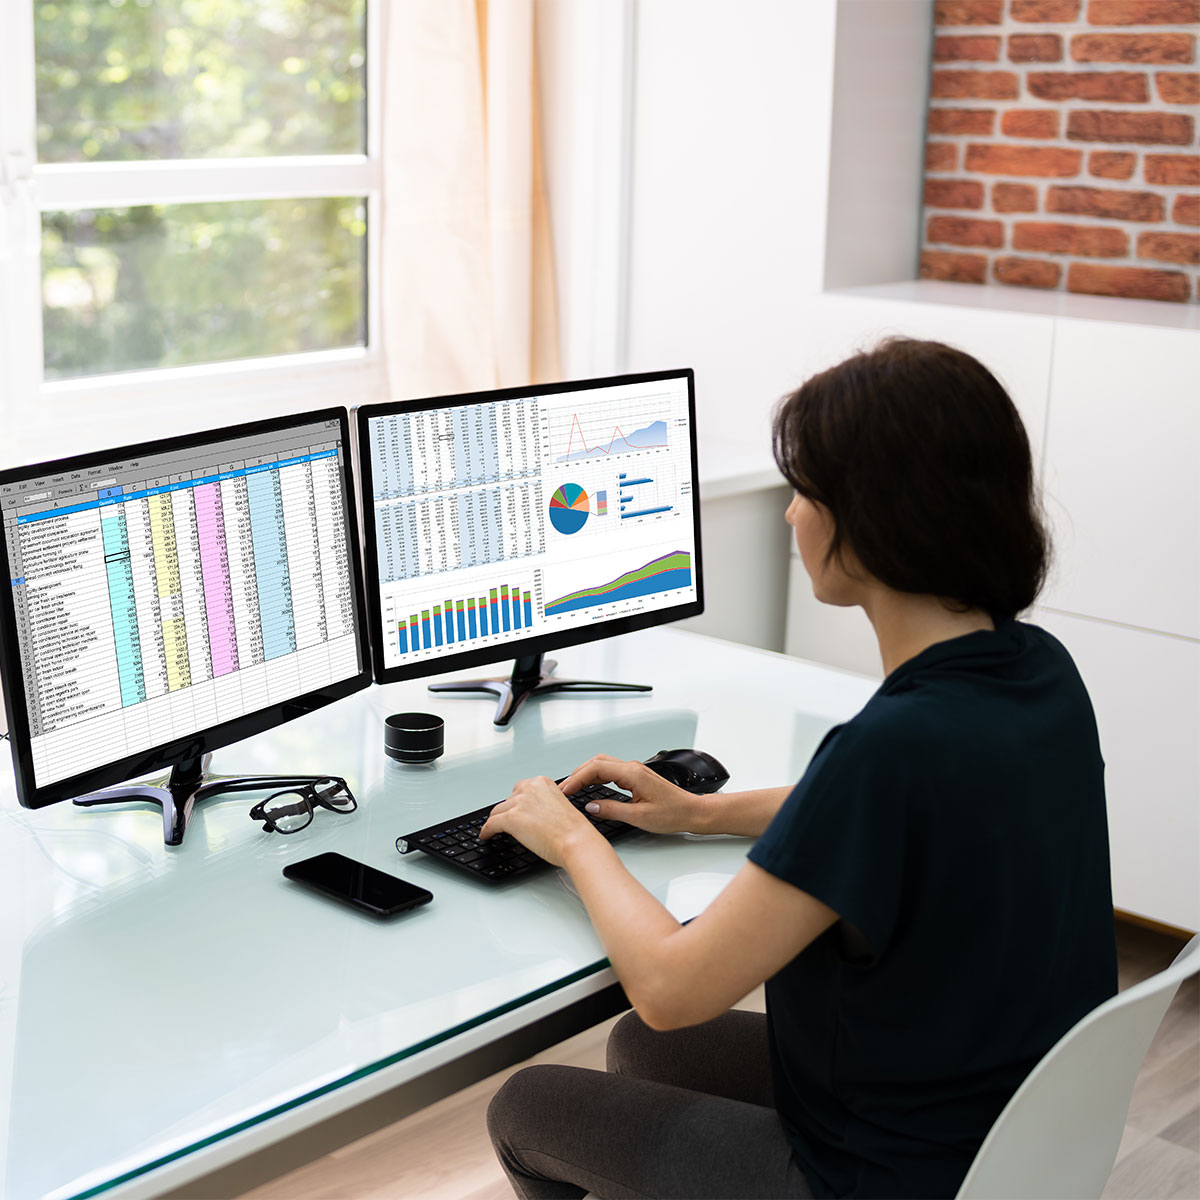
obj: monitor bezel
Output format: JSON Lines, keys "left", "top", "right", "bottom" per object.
{"left": 0, "top": 407, "right": 373, "bottom": 811}
{"left": 355, "top": 369, "right": 704, "bottom": 687}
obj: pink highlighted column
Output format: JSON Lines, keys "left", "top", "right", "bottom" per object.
{"left": 193, "top": 482, "right": 239, "bottom": 677}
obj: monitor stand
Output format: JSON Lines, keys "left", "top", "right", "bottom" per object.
{"left": 72, "top": 755, "right": 328, "bottom": 847}
{"left": 428, "top": 652, "right": 651, "bottom": 727}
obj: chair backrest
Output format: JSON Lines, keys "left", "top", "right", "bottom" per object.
{"left": 956, "top": 932, "right": 1200, "bottom": 1200}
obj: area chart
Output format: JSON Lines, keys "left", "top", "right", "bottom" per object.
{"left": 554, "top": 417, "right": 668, "bottom": 464}
{"left": 544, "top": 550, "right": 692, "bottom": 616}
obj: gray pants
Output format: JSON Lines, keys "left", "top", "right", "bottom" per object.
{"left": 487, "top": 1008, "right": 815, "bottom": 1199}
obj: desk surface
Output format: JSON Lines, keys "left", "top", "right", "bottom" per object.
{"left": 0, "top": 628, "right": 877, "bottom": 1200}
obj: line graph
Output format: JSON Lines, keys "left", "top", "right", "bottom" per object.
{"left": 554, "top": 415, "right": 667, "bottom": 464}
{"left": 545, "top": 384, "right": 684, "bottom": 466}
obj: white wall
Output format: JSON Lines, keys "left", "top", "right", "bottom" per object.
{"left": 539, "top": 0, "right": 1200, "bottom": 928}
{"left": 623, "top": 0, "right": 837, "bottom": 441}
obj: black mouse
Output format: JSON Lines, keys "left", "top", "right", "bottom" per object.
{"left": 642, "top": 748, "right": 730, "bottom": 794}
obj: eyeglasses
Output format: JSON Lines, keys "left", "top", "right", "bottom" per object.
{"left": 248, "top": 776, "right": 357, "bottom": 834}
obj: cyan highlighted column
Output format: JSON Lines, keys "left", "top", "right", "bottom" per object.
{"left": 247, "top": 467, "right": 296, "bottom": 661}
{"left": 102, "top": 504, "right": 146, "bottom": 705}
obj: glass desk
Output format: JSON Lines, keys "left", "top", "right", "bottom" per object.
{"left": 0, "top": 629, "right": 877, "bottom": 1200}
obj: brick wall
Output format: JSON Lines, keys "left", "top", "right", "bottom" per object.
{"left": 921, "top": 0, "right": 1199, "bottom": 303}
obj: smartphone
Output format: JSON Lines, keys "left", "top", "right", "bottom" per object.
{"left": 283, "top": 852, "right": 433, "bottom": 917}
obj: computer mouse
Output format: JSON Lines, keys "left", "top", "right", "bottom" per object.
{"left": 642, "top": 748, "right": 730, "bottom": 794}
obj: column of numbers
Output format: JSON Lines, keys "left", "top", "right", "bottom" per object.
{"left": 124, "top": 496, "right": 174, "bottom": 747}
{"left": 279, "top": 460, "right": 327, "bottom": 652}
{"left": 312, "top": 455, "right": 355, "bottom": 644}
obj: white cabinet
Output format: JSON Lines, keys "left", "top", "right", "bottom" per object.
{"left": 1035, "top": 608, "right": 1200, "bottom": 932}
{"left": 676, "top": 485, "right": 793, "bottom": 653}
{"left": 1041, "top": 320, "right": 1200, "bottom": 641}
{"left": 784, "top": 552, "right": 882, "bottom": 679}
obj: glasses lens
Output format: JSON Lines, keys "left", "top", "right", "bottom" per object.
{"left": 314, "top": 778, "right": 355, "bottom": 812}
{"left": 262, "top": 791, "right": 312, "bottom": 833}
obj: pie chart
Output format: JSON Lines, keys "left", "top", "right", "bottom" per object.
{"left": 548, "top": 483, "right": 589, "bottom": 535}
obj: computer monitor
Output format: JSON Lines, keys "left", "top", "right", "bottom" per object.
{"left": 0, "top": 410, "right": 372, "bottom": 844}
{"left": 356, "top": 370, "right": 703, "bottom": 724}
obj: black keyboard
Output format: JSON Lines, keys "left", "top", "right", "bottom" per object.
{"left": 395, "top": 783, "right": 636, "bottom": 883}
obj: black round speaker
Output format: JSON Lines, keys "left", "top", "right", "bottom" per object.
{"left": 384, "top": 712, "right": 445, "bottom": 763}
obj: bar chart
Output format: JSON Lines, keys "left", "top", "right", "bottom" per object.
{"left": 396, "top": 580, "right": 536, "bottom": 654}
{"left": 618, "top": 470, "right": 673, "bottom": 520}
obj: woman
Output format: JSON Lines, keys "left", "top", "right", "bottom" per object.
{"left": 482, "top": 338, "right": 1118, "bottom": 1199}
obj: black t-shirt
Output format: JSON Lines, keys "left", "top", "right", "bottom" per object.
{"left": 748, "top": 620, "right": 1117, "bottom": 1199}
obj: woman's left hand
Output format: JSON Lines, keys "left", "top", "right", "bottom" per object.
{"left": 479, "top": 775, "right": 601, "bottom": 868}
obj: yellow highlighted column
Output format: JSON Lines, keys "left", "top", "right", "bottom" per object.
{"left": 148, "top": 493, "right": 191, "bottom": 691}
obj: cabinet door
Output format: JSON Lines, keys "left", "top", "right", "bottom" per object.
{"left": 1035, "top": 608, "right": 1200, "bottom": 932}
{"left": 676, "top": 489, "right": 793, "bottom": 653}
{"left": 784, "top": 553, "right": 882, "bottom": 679}
{"left": 1042, "top": 320, "right": 1199, "bottom": 641}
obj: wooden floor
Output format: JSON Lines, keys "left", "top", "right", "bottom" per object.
{"left": 235, "top": 920, "right": 1198, "bottom": 1200}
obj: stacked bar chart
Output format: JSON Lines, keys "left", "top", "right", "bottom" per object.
{"left": 396, "top": 581, "right": 535, "bottom": 654}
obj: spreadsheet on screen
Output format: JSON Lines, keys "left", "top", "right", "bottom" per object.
{"left": 1, "top": 419, "right": 359, "bottom": 788}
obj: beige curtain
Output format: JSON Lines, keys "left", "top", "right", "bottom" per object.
{"left": 382, "top": 0, "right": 561, "bottom": 400}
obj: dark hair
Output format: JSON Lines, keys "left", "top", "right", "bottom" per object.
{"left": 772, "top": 337, "right": 1049, "bottom": 622}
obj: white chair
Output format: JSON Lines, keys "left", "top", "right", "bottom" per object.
{"left": 957, "top": 932, "right": 1200, "bottom": 1199}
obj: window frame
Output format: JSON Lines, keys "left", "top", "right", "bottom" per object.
{"left": 0, "top": 0, "right": 384, "bottom": 465}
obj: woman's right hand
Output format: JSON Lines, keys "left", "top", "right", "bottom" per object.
{"left": 560, "top": 753, "right": 705, "bottom": 835}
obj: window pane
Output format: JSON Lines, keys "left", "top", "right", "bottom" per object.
{"left": 41, "top": 198, "right": 367, "bottom": 380}
{"left": 34, "top": 0, "right": 366, "bottom": 163}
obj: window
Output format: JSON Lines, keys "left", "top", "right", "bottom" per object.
{"left": 1, "top": 0, "right": 380, "bottom": 428}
